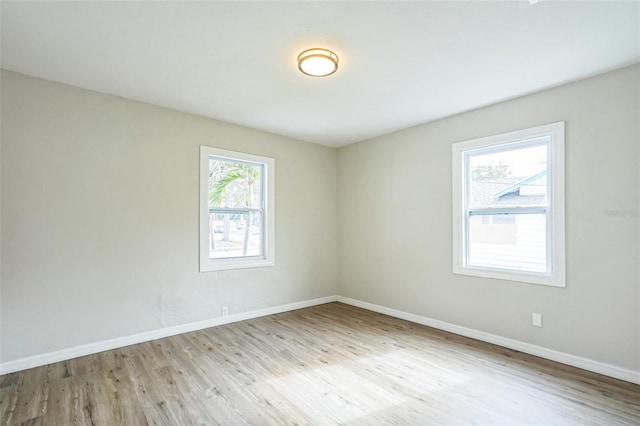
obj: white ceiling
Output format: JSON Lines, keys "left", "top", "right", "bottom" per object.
{"left": 1, "top": 1, "right": 639, "bottom": 147}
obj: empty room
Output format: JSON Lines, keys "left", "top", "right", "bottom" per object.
{"left": 1, "top": 0, "right": 639, "bottom": 424}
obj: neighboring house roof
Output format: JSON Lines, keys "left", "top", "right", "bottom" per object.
{"left": 492, "top": 171, "right": 547, "bottom": 199}
{"left": 471, "top": 171, "right": 547, "bottom": 207}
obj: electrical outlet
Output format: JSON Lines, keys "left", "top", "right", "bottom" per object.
{"left": 221, "top": 306, "right": 229, "bottom": 317}
{"left": 532, "top": 313, "right": 542, "bottom": 327}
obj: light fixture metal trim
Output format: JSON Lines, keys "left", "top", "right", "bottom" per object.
{"left": 297, "top": 48, "right": 339, "bottom": 77}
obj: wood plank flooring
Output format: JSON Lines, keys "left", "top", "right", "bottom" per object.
{"left": 1, "top": 302, "right": 639, "bottom": 425}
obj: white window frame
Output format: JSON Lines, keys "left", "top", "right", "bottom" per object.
{"left": 199, "top": 146, "right": 275, "bottom": 272}
{"left": 452, "top": 122, "right": 565, "bottom": 287}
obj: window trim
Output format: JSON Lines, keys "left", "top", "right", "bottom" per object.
{"left": 199, "top": 146, "right": 275, "bottom": 272}
{"left": 452, "top": 122, "right": 565, "bottom": 287}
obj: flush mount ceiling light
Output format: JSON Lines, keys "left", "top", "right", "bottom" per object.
{"left": 297, "top": 48, "right": 339, "bottom": 77}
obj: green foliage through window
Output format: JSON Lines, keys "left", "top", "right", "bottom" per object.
{"left": 208, "top": 158, "right": 263, "bottom": 258}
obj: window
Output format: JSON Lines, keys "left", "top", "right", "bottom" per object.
{"left": 452, "top": 122, "right": 565, "bottom": 287}
{"left": 200, "top": 146, "right": 274, "bottom": 271}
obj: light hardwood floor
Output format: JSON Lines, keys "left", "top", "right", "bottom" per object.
{"left": 1, "top": 302, "right": 639, "bottom": 425}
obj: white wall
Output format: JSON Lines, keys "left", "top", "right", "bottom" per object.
{"left": 0, "top": 70, "right": 337, "bottom": 363}
{"left": 337, "top": 65, "right": 640, "bottom": 371}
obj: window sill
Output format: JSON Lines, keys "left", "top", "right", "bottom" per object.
{"left": 200, "top": 258, "right": 274, "bottom": 272}
{"left": 453, "top": 265, "right": 565, "bottom": 288}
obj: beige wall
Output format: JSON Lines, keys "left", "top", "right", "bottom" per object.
{"left": 2, "top": 65, "right": 639, "bottom": 373}
{"left": 0, "top": 70, "right": 337, "bottom": 362}
{"left": 337, "top": 65, "right": 640, "bottom": 371}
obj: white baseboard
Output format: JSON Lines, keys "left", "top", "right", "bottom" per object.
{"left": 0, "top": 295, "right": 338, "bottom": 375}
{"left": 337, "top": 296, "right": 640, "bottom": 385}
{"left": 3, "top": 294, "right": 638, "bottom": 385}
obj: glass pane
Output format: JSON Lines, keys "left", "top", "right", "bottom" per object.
{"left": 468, "top": 213, "right": 547, "bottom": 273}
{"left": 208, "top": 157, "right": 263, "bottom": 209}
{"left": 208, "top": 211, "right": 263, "bottom": 259}
{"left": 468, "top": 142, "right": 548, "bottom": 208}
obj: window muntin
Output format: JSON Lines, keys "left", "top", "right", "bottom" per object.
{"left": 452, "top": 122, "right": 565, "bottom": 287}
{"left": 200, "top": 146, "right": 274, "bottom": 272}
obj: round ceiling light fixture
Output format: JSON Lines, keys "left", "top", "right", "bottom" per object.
{"left": 297, "top": 48, "right": 339, "bottom": 77}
